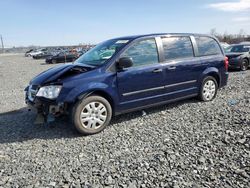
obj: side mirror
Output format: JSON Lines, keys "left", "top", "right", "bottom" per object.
{"left": 117, "top": 57, "right": 133, "bottom": 70}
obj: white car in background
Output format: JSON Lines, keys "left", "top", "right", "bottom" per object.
{"left": 220, "top": 42, "right": 233, "bottom": 53}
{"left": 220, "top": 42, "right": 230, "bottom": 49}
{"left": 240, "top": 41, "right": 250, "bottom": 45}
{"left": 26, "top": 48, "right": 47, "bottom": 57}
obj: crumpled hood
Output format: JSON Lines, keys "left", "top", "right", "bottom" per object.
{"left": 30, "top": 63, "right": 94, "bottom": 85}
{"left": 226, "top": 52, "right": 244, "bottom": 59}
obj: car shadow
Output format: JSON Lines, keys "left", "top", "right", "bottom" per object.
{"left": 0, "top": 107, "right": 81, "bottom": 144}
{"left": 40, "top": 63, "right": 48, "bottom": 65}
{"left": 228, "top": 69, "right": 240, "bottom": 72}
{"left": 0, "top": 98, "right": 199, "bottom": 144}
{"left": 228, "top": 69, "right": 250, "bottom": 72}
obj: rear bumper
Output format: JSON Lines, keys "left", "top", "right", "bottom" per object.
{"left": 228, "top": 59, "right": 242, "bottom": 69}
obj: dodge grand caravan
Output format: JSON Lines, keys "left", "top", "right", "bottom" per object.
{"left": 25, "top": 33, "right": 228, "bottom": 135}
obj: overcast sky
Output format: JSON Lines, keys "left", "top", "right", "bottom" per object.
{"left": 0, "top": 0, "right": 250, "bottom": 47}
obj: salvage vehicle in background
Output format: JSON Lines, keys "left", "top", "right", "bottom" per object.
{"left": 25, "top": 33, "right": 228, "bottom": 135}
{"left": 25, "top": 49, "right": 34, "bottom": 57}
{"left": 221, "top": 42, "right": 233, "bottom": 53}
{"left": 45, "top": 52, "right": 79, "bottom": 64}
{"left": 220, "top": 42, "right": 230, "bottom": 50}
{"left": 240, "top": 41, "right": 250, "bottom": 45}
{"left": 33, "top": 52, "right": 53, "bottom": 59}
{"left": 26, "top": 48, "right": 48, "bottom": 57}
{"left": 226, "top": 44, "right": 250, "bottom": 71}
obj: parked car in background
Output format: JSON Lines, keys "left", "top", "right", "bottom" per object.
{"left": 224, "top": 45, "right": 233, "bottom": 53}
{"left": 226, "top": 44, "right": 250, "bottom": 71}
{"left": 77, "top": 50, "right": 85, "bottom": 57}
{"left": 220, "top": 42, "right": 230, "bottom": 49}
{"left": 26, "top": 48, "right": 48, "bottom": 57}
{"left": 25, "top": 49, "right": 34, "bottom": 57}
{"left": 220, "top": 42, "right": 233, "bottom": 53}
{"left": 25, "top": 33, "right": 228, "bottom": 135}
{"left": 45, "top": 52, "right": 79, "bottom": 64}
{"left": 240, "top": 41, "right": 250, "bottom": 45}
{"left": 33, "top": 52, "right": 53, "bottom": 59}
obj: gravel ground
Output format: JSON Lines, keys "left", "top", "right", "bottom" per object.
{"left": 0, "top": 54, "right": 249, "bottom": 188}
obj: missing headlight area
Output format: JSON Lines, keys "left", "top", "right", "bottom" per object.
{"left": 28, "top": 85, "right": 39, "bottom": 102}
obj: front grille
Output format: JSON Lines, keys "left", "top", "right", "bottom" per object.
{"left": 28, "top": 85, "right": 39, "bottom": 102}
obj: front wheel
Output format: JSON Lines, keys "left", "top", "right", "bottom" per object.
{"left": 72, "top": 95, "right": 112, "bottom": 135}
{"left": 240, "top": 59, "right": 248, "bottom": 71}
{"left": 199, "top": 76, "right": 218, "bottom": 102}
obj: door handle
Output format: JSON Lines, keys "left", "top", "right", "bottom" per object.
{"left": 152, "top": 68, "right": 163, "bottom": 73}
{"left": 167, "top": 66, "right": 176, "bottom": 70}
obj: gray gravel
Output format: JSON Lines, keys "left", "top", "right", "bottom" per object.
{"left": 0, "top": 54, "right": 249, "bottom": 188}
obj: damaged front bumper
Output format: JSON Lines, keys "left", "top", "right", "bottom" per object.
{"left": 25, "top": 86, "right": 68, "bottom": 124}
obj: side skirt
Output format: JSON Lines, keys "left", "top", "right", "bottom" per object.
{"left": 115, "top": 93, "right": 197, "bottom": 116}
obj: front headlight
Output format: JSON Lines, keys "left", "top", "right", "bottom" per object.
{"left": 36, "top": 85, "right": 62, "bottom": 99}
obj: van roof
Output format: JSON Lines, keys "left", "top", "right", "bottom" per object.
{"left": 113, "top": 33, "right": 214, "bottom": 40}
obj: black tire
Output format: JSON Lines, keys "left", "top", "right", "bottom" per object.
{"left": 199, "top": 76, "right": 218, "bottom": 102}
{"left": 72, "top": 95, "right": 112, "bottom": 135}
{"left": 52, "top": 59, "right": 57, "bottom": 64}
{"left": 240, "top": 59, "right": 248, "bottom": 71}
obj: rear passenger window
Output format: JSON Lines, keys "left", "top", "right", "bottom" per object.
{"left": 195, "top": 37, "right": 222, "bottom": 56}
{"left": 162, "top": 37, "right": 194, "bottom": 61}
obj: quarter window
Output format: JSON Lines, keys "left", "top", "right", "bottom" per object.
{"left": 195, "top": 37, "right": 222, "bottom": 56}
{"left": 121, "top": 39, "right": 159, "bottom": 67}
{"left": 162, "top": 37, "right": 194, "bottom": 61}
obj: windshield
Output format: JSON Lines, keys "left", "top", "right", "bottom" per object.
{"left": 230, "top": 45, "right": 250, "bottom": 53}
{"left": 75, "top": 39, "right": 130, "bottom": 66}
{"left": 224, "top": 46, "right": 232, "bottom": 53}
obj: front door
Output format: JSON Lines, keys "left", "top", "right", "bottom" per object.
{"left": 116, "top": 38, "right": 166, "bottom": 110}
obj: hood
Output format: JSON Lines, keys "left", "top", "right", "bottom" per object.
{"left": 226, "top": 52, "right": 244, "bottom": 59}
{"left": 30, "top": 63, "right": 94, "bottom": 85}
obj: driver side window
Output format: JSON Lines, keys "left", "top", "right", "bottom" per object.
{"left": 121, "top": 39, "right": 159, "bottom": 67}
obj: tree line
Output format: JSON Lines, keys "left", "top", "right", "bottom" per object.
{"left": 210, "top": 28, "right": 250, "bottom": 44}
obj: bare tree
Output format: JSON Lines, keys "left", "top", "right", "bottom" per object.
{"left": 208, "top": 28, "right": 250, "bottom": 44}
{"left": 210, "top": 28, "right": 217, "bottom": 36}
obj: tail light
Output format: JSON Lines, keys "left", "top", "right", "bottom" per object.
{"left": 224, "top": 56, "right": 229, "bottom": 71}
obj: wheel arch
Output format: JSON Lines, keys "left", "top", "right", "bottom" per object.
{"left": 206, "top": 72, "right": 220, "bottom": 87}
{"left": 201, "top": 68, "right": 221, "bottom": 88}
{"left": 243, "top": 57, "right": 249, "bottom": 64}
{"left": 77, "top": 90, "right": 116, "bottom": 114}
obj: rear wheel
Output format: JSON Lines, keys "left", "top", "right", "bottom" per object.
{"left": 240, "top": 59, "right": 248, "bottom": 71}
{"left": 199, "top": 76, "right": 218, "bottom": 102}
{"left": 52, "top": 59, "right": 57, "bottom": 64}
{"left": 72, "top": 95, "right": 112, "bottom": 135}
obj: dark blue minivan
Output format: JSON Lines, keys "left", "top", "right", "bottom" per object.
{"left": 25, "top": 33, "right": 228, "bottom": 135}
